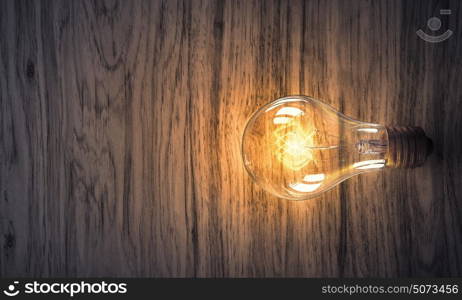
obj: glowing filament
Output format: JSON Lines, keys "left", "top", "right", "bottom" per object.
{"left": 273, "top": 120, "right": 315, "bottom": 171}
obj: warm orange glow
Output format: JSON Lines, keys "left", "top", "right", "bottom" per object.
{"left": 273, "top": 118, "right": 315, "bottom": 171}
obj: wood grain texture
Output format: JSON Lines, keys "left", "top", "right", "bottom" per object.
{"left": 1, "top": 0, "right": 462, "bottom": 277}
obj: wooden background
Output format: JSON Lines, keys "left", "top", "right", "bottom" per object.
{"left": 1, "top": 0, "right": 461, "bottom": 277}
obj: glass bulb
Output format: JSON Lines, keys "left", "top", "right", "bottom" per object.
{"left": 241, "top": 95, "right": 432, "bottom": 200}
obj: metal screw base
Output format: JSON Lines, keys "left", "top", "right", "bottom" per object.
{"left": 385, "top": 126, "right": 433, "bottom": 168}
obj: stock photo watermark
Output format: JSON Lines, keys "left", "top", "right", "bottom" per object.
{"left": 417, "top": 9, "right": 453, "bottom": 43}
{"left": 2, "top": 281, "right": 128, "bottom": 297}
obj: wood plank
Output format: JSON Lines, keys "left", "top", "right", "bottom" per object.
{"left": 0, "top": 0, "right": 461, "bottom": 277}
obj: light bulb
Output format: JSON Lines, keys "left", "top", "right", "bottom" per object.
{"left": 241, "top": 95, "right": 432, "bottom": 200}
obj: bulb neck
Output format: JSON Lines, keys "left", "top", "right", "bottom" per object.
{"left": 385, "top": 126, "right": 433, "bottom": 168}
